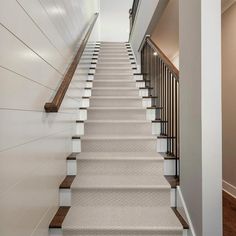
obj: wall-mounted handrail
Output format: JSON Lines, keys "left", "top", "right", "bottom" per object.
{"left": 140, "top": 35, "right": 180, "bottom": 177}
{"left": 44, "top": 13, "right": 99, "bottom": 113}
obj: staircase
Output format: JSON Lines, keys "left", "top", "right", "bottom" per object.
{"left": 50, "top": 42, "right": 186, "bottom": 236}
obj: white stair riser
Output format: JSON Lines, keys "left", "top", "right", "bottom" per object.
{"left": 89, "top": 69, "right": 96, "bottom": 74}
{"left": 143, "top": 98, "right": 152, "bottom": 107}
{"left": 80, "top": 59, "right": 97, "bottom": 64}
{"left": 80, "top": 139, "right": 166, "bottom": 152}
{"left": 139, "top": 89, "right": 149, "bottom": 97}
{"left": 92, "top": 89, "right": 139, "bottom": 97}
{"left": 89, "top": 98, "right": 142, "bottom": 107}
{"left": 70, "top": 82, "right": 92, "bottom": 89}
{"left": 60, "top": 189, "right": 71, "bottom": 207}
{"left": 164, "top": 159, "right": 179, "bottom": 176}
{"left": 72, "top": 139, "right": 81, "bottom": 152}
{"left": 71, "top": 189, "right": 171, "bottom": 207}
{"left": 81, "top": 99, "right": 90, "bottom": 108}
{"left": 146, "top": 109, "right": 156, "bottom": 120}
{"left": 78, "top": 110, "right": 87, "bottom": 120}
{"left": 67, "top": 160, "right": 77, "bottom": 175}
{"left": 84, "top": 89, "right": 92, "bottom": 97}
{"left": 84, "top": 122, "right": 152, "bottom": 136}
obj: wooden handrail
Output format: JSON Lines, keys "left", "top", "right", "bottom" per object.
{"left": 146, "top": 36, "right": 179, "bottom": 78}
{"left": 44, "top": 13, "right": 99, "bottom": 112}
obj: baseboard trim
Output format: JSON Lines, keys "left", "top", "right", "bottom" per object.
{"left": 223, "top": 180, "right": 236, "bottom": 198}
{"left": 177, "top": 186, "right": 196, "bottom": 236}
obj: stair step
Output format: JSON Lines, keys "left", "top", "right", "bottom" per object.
{"left": 62, "top": 206, "right": 183, "bottom": 235}
{"left": 98, "top": 50, "right": 129, "bottom": 53}
{"left": 91, "top": 87, "right": 140, "bottom": 96}
{"left": 95, "top": 71, "right": 134, "bottom": 76}
{"left": 97, "top": 62, "right": 134, "bottom": 67}
{"left": 80, "top": 136, "right": 157, "bottom": 152}
{"left": 98, "top": 58, "right": 132, "bottom": 63}
{"left": 70, "top": 188, "right": 170, "bottom": 208}
{"left": 76, "top": 152, "right": 163, "bottom": 161}
{"left": 72, "top": 159, "right": 166, "bottom": 189}
{"left": 89, "top": 97, "right": 142, "bottom": 107}
{"left": 96, "top": 66, "right": 133, "bottom": 70}
{"left": 94, "top": 75, "right": 135, "bottom": 80}
{"left": 87, "top": 107, "right": 146, "bottom": 120}
{"left": 84, "top": 120, "right": 152, "bottom": 135}
{"left": 92, "top": 81, "right": 136, "bottom": 88}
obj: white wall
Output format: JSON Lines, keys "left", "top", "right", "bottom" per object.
{"left": 130, "top": 0, "right": 161, "bottom": 65}
{"left": 179, "top": 0, "right": 222, "bottom": 235}
{"left": 99, "top": 0, "right": 132, "bottom": 42}
{"left": 0, "top": 1, "right": 99, "bottom": 236}
{"left": 222, "top": 2, "right": 236, "bottom": 195}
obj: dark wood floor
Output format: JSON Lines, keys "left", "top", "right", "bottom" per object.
{"left": 223, "top": 191, "right": 236, "bottom": 236}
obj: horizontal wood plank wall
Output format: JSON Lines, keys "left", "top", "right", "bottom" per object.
{"left": 0, "top": 1, "right": 99, "bottom": 236}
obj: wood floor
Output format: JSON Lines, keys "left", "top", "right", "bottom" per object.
{"left": 223, "top": 191, "right": 236, "bottom": 236}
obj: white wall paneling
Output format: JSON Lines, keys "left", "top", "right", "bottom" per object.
{"left": 0, "top": 0, "right": 99, "bottom": 235}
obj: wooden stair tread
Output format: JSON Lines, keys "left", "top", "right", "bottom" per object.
{"left": 49, "top": 207, "right": 70, "bottom": 228}
{"left": 165, "top": 176, "right": 179, "bottom": 188}
{"left": 171, "top": 207, "right": 189, "bottom": 229}
{"left": 67, "top": 153, "right": 79, "bottom": 160}
{"left": 60, "top": 176, "right": 76, "bottom": 189}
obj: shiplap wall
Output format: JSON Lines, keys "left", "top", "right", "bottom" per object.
{"left": 0, "top": 1, "right": 99, "bottom": 236}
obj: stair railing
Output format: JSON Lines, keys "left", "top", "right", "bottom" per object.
{"left": 140, "top": 36, "right": 179, "bottom": 177}
{"left": 129, "top": 0, "right": 140, "bottom": 36}
{"left": 44, "top": 13, "right": 99, "bottom": 113}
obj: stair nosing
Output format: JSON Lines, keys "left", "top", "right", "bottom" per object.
{"left": 76, "top": 157, "right": 163, "bottom": 161}
{"left": 62, "top": 226, "right": 183, "bottom": 232}
{"left": 80, "top": 136, "right": 157, "bottom": 140}
{"left": 83, "top": 120, "right": 150, "bottom": 123}
{"left": 71, "top": 185, "right": 171, "bottom": 190}
{"left": 86, "top": 107, "right": 146, "bottom": 110}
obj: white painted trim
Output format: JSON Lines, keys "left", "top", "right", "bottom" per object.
{"left": 177, "top": 186, "right": 196, "bottom": 236}
{"left": 171, "top": 188, "right": 176, "bottom": 207}
{"left": 59, "top": 189, "right": 71, "bottom": 207}
{"left": 223, "top": 180, "right": 236, "bottom": 198}
{"left": 67, "top": 160, "right": 77, "bottom": 176}
{"left": 49, "top": 228, "right": 63, "bottom": 236}
{"left": 164, "top": 159, "right": 177, "bottom": 176}
{"left": 222, "top": 0, "right": 236, "bottom": 13}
